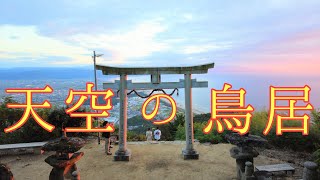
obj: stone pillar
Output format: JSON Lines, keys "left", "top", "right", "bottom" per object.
{"left": 230, "top": 146, "right": 257, "bottom": 180}
{"left": 303, "top": 161, "right": 318, "bottom": 180}
{"left": 245, "top": 161, "right": 254, "bottom": 180}
{"left": 182, "top": 73, "right": 199, "bottom": 160}
{"left": 114, "top": 74, "right": 131, "bottom": 161}
{"left": 71, "top": 171, "right": 79, "bottom": 180}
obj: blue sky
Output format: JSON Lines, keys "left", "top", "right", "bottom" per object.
{"left": 1, "top": 1, "right": 319, "bottom": 71}
{"left": 1, "top": 1, "right": 320, "bottom": 109}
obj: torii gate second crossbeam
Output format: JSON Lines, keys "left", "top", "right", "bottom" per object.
{"left": 96, "top": 63, "right": 214, "bottom": 161}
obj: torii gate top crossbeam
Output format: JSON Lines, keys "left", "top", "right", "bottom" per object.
{"left": 95, "top": 63, "right": 214, "bottom": 75}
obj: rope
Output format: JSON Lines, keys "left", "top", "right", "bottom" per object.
{"left": 117, "top": 88, "right": 179, "bottom": 98}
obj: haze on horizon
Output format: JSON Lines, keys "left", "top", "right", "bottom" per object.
{"left": 0, "top": 0, "right": 320, "bottom": 110}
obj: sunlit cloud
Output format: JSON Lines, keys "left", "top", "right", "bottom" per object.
{"left": 229, "top": 29, "right": 320, "bottom": 76}
{"left": 0, "top": 25, "right": 90, "bottom": 65}
{"left": 0, "top": 20, "right": 171, "bottom": 66}
{"left": 1, "top": 0, "right": 320, "bottom": 68}
{"left": 69, "top": 19, "right": 170, "bottom": 65}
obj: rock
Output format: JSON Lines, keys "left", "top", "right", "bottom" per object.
{"left": 42, "top": 137, "right": 85, "bottom": 153}
{"left": 225, "top": 133, "right": 268, "bottom": 147}
{"left": 45, "top": 152, "right": 84, "bottom": 168}
{"left": 304, "top": 161, "right": 318, "bottom": 170}
{"left": 0, "top": 164, "right": 14, "bottom": 180}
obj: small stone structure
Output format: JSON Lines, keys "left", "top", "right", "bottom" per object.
{"left": 0, "top": 164, "right": 14, "bottom": 180}
{"left": 225, "top": 133, "right": 268, "bottom": 180}
{"left": 42, "top": 137, "right": 85, "bottom": 180}
{"left": 226, "top": 133, "right": 320, "bottom": 179}
{"left": 303, "top": 161, "right": 318, "bottom": 180}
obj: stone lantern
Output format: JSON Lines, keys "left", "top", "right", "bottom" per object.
{"left": 225, "top": 133, "right": 268, "bottom": 180}
{"left": 42, "top": 137, "right": 85, "bottom": 180}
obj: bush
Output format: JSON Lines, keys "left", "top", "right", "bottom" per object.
{"left": 47, "top": 106, "right": 88, "bottom": 137}
{"left": 175, "top": 124, "right": 186, "bottom": 140}
{"left": 250, "top": 110, "right": 269, "bottom": 135}
{"left": 0, "top": 96, "right": 91, "bottom": 144}
{"left": 175, "top": 122, "right": 226, "bottom": 144}
{"left": 197, "top": 133, "right": 223, "bottom": 144}
{"left": 249, "top": 109, "right": 320, "bottom": 152}
{"left": 127, "top": 131, "right": 146, "bottom": 141}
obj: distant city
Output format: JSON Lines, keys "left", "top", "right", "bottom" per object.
{"left": 0, "top": 78, "right": 184, "bottom": 123}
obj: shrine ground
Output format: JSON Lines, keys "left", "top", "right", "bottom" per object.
{"left": 1, "top": 140, "right": 303, "bottom": 180}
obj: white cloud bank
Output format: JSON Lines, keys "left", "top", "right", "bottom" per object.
{"left": 0, "top": 18, "right": 231, "bottom": 67}
{"left": 69, "top": 20, "right": 170, "bottom": 65}
{"left": 0, "top": 25, "right": 89, "bottom": 65}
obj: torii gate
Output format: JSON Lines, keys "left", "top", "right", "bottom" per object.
{"left": 96, "top": 63, "right": 214, "bottom": 161}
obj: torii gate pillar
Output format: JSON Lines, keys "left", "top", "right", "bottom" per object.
{"left": 114, "top": 74, "right": 131, "bottom": 161}
{"left": 183, "top": 73, "right": 199, "bottom": 159}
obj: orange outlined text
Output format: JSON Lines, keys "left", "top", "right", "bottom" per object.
{"left": 203, "top": 83, "right": 254, "bottom": 135}
{"left": 141, "top": 94, "right": 177, "bottom": 125}
{"left": 64, "top": 83, "right": 115, "bottom": 132}
{"left": 5, "top": 85, "right": 55, "bottom": 133}
{"left": 263, "top": 85, "right": 313, "bottom": 135}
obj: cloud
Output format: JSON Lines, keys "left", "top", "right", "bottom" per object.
{"left": 0, "top": 25, "right": 90, "bottom": 65}
{"left": 230, "top": 28, "right": 320, "bottom": 76}
{"left": 0, "top": 19, "right": 170, "bottom": 66}
{"left": 179, "top": 43, "right": 232, "bottom": 54}
{"left": 68, "top": 19, "right": 169, "bottom": 65}
{"left": 182, "top": 13, "right": 194, "bottom": 21}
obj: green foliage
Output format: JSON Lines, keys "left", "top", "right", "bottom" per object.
{"left": 311, "top": 109, "right": 320, "bottom": 128}
{"left": 249, "top": 109, "right": 320, "bottom": 152}
{"left": 250, "top": 110, "right": 269, "bottom": 135}
{"left": 158, "top": 123, "right": 175, "bottom": 141}
{"left": 0, "top": 96, "right": 89, "bottom": 144}
{"left": 47, "top": 106, "right": 88, "bottom": 137}
{"left": 173, "top": 113, "right": 185, "bottom": 127}
{"left": 0, "top": 96, "right": 24, "bottom": 131}
{"left": 197, "top": 133, "right": 223, "bottom": 144}
{"left": 175, "top": 122, "right": 227, "bottom": 144}
{"left": 2, "top": 94, "right": 320, "bottom": 153}
{"left": 194, "top": 113, "right": 211, "bottom": 123}
{"left": 311, "top": 109, "right": 320, "bottom": 168}
{"left": 127, "top": 131, "right": 146, "bottom": 141}
{"left": 127, "top": 115, "right": 153, "bottom": 127}
{"left": 127, "top": 113, "right": 186, "bottom": 141}
{"left": 175, "top": 124, "right": 186, "bottom": 140}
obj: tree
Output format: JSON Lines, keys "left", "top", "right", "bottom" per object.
{"left": 311, "top": 109, "right": 320, "bottom": 128}
{"left": 47, "top": 106, "right": 87, "bottom": 137}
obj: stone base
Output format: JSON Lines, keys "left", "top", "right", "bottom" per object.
{"left": 182, "top": 149, "right": 199, "bottom": 160}
{"left": 114, "top": 149, "right": 131, "bottom": 161}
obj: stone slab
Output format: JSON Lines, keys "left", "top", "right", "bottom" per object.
{"left": 255, "top": 164, "right": 295, "bottom": 174}
{"left": 0, "top": 142, "right": 47, "bottom": 149}
{"left": 0, "top": 142, "right": 47, "bottom": 156}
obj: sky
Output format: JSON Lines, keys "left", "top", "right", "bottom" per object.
{"left": 0, "top": 0, "right": 320, "bottom": 110}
